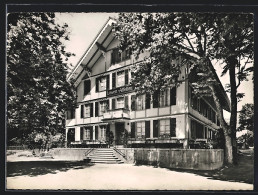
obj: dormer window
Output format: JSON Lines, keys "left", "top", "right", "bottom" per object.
{"left": 111, "top": 48, "right": 130, "bottom": 65}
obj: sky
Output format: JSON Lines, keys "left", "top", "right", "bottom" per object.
{"left": 56, "top": 12, "right": 254, "bottom": 122}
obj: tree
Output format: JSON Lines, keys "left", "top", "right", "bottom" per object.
{"left": 238, "top": 103, "right": 254, "bottom": 132}
{"left": 7, "top": 13, "right": 77, "bottom": 149}
{"left": 114, "top": 13, "right": 253, "bottom": 164}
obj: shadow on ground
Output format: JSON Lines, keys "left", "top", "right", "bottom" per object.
{"left": 166, "top": 151, "right": 254, "bottom": 184}
{"left": 7, "top": 161, "right": 93, "bottom": 177}
{"left": 134, "top": 149, "right": 254, "bottom": 184}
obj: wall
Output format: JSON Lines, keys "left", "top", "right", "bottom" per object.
{"left": 51, "top": 148, "right": 91, "bottom": 161}
{"left": 134, "top": 148, "right": 224, "bottom": 170}
{"left": 116, "top": 148, "right": 135, "bottom": 164}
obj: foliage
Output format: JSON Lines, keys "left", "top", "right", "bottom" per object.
{"left": 7, "top": 13, "right": 77, "bottom": 143}
{"left": 106, "top": 131, "right": 114, "bottom": 146}
{"left": 114, "top": 13, "right": 253, "bottom": 164}
{"left": 238, "top": 103, "right": 254, "bottom": 132}
{"left": 237, "top": 132, "right": 254, "bottom": 148}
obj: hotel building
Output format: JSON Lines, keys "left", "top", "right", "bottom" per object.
{"left": 65, "top": 18, "right": 230, "bottom": 149}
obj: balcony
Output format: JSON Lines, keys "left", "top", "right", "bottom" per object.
{"left": 102, "top": 108, "right": 130, "bottom": 121}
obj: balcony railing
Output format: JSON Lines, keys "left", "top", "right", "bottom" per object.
{"left": 102, "top": 108, "right": 130, "bottom": 121}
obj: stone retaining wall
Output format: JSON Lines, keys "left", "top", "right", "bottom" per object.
{"left": 134, "top": 148, "right": 224, "bottom": 170}
{"left": 50, "top": 148, "right": 224, "bottom": 170}
{"left": 51, "top": 148, "right": 91, "bottom": 160}
{"left": 115, "top": 148, "right": 135, "bottom": 164}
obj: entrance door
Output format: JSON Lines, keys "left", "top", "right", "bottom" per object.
{"left": 67, "top": 128, "right": 75, "bottom": 147}
{"left": 115, "top": 122, "right": 124, "bottom": 145}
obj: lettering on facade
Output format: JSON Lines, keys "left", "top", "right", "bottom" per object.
{"left": 107, "top": 86, "right": 134, "bottom": 97}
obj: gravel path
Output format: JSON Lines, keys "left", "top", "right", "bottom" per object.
{"left": 6, "top": 163, "right": 253, "bottom": 190}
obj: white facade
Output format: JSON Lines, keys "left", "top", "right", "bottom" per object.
{"left": 65, "top": 18, "right": 229, "bottom": 149}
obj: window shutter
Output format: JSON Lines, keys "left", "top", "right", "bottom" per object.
{"left": 95, "top": 78, "right": 99, "bottom": 92}
{"left": 131, "top": 122, "right": 135, "bottom": 138}
{"left": 145, "top": 93, "right": 151, "bottom": 109}
{"left": 131, "top": 95, "right": 136, "bottom": 111}
{"left": 125, "top": 69, "right": 129, "bottom": 85}
{"left": 145, "top": 121, "right": 150, "bottom": 138}
{"left": 95, "top": 126, "right": 98, "bottom": 140}
{"left": 112, "top": 72, "right": 116, "bottom": 89}
{"left": 84, "top": 80, "right": 91, "bottom": 96}
{"left": 90, "top": 103, "right": 93, "bottom": 117}
{"left": 170, "top": 118, "right": 176, "bottom": 137}
{"left": 124, "top": 96, "right": 128, "bottom": 109}
{"left": 112, "top": 99, "right": 116, "bottom": 110}
{"left": 111, "top": 50, "right": 114, "bottom": 64}
{"left": 106, "top": 100, "right": 110, "bottom": 110}
{"left": 90, "top": 127, "right": 93, "bottom": 140}
{"left": 81, "top": 105, "right": 84, "bottom": 118}
{"left": 80, "top": 127, "right": 84, "bottom": 141}
{"left": 95, "top": 102, "right": 99, "bottom": 117}
{"left": 153, "top": 120, "right": 159, "bottom": 137}
{"left": 72, "top": 109, "right": 75, "bottom": 119}
{"left": 153, "top": 91, "right": 159, "bottom": 108}
{"left": 106, "top": 74, "right": 110, "bottom": 90}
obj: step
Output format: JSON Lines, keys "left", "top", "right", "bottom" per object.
{"left": 91, "top": 158, "right": 121, "bottom": 162}
{"left": 89, "top": 155, "right": 117, "bottom": 158}
{"left": 91, "top": 161, "right": 124, "bottom": 164}
{"left": 85, "top": 148, "right": 124, "bottom": 164}
{"left": 88, "top": 154, "right": 116, "bottom": 157}
{"left": 92, "top": 152, "right": 114, "bottom": 154}
{"left": 88, "top": 155, "right": 116, "bottom": 158}
{"left": 90, "top": 152, "right": 114, "bottom": 155}
{"left": 94, "top": 150, "right": 114, "bottom": 152}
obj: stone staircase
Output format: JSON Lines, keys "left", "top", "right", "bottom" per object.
{"left": 87, "top": 148, "right": 124, "bottom": 164}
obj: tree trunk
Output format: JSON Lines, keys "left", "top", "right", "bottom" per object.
{"left": 224, "top": 132, "right": 233, "bottom": 164}
{"left": 210, "top": 84, "right": 234, "bottom": 164}
{"left": 228, "top": 58, "right": 238, "bottom": 164}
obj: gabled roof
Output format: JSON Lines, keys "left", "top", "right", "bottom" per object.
{"left": 189, "top": 63, "right": 231, "bottom": 112}
{"left": 68, "top": 16, "right": 230, "bottom": 112}
{"left": 67, "top": 18, "right": 116, "bottom": 84}
{"left": 209, "top": 62, "right": 231, "bottom": 112}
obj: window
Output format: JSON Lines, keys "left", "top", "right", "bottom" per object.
{"left": 160, "top": 119, "right": 170, "bottom": 136}
{"left": 96, "top": 76, "right": 106, "bottom": 92}
{"left": 136, "top": 121, "right": 145, "bottom": 138}
{"left": 84, "top": 128, "right": 91, "bottom": 140}
{"left": 84, "top": 104, "right": 91, "bottom": 117}
{"left": 99, "top": 101, "right": 107, "bottom": 116}
{"left": 116, "top": 97, "right": 124, "bottom": 109}
{"left": 117, "top": 71, "right": 125, "bottom": 87}
{"left": 159, "top": 89, "right": 169, "bottom": 107}
{"left": 111, "top": 48, "right": 130, "bottom": 64}
{"left": 66, "top": 109, "right": 75, "bottom": 119}
{"left": 170, "top": 87, "right": 177, "bottom": 105}
{"left": 112, "top": 70, "right": 129, "bottom": 89}
{"left": 136, "top": 94, "right": 145, "bottom": 110}
{"left": 191, "top": 120, "right": 204, "bottom": 139}
{"left": 99, "top": 126, "right": 106, "bottom": 141}
{"left": 84, "top": 80, "right": 91, "bottom": 95}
